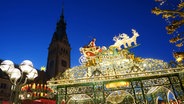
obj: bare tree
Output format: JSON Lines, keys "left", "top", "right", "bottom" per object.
{"left": 152, "top": 0, "right": 184, "bottom": 48}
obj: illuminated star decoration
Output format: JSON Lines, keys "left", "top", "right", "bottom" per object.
{"left": 40, "top": 66, "right": 46, "bottom": 71}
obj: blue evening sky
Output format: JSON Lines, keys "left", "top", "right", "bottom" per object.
{"left": 0, "top": 0, "right": 180, "bottom": 70}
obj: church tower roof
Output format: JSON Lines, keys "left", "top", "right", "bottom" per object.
{"left": 51, "top": 6, "right": 69, "bottom": 46}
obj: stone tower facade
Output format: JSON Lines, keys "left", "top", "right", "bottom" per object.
{"left": 46, "top": 8, "right": 71, "bottom": 80}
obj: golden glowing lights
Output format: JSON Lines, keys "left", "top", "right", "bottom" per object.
{"left": 173, "top": 52, "right": 184, "bottom": 63}
{"left": 21, "top": 83, "right": 53, "bottom": 98}
{"left": 176, "top": 57, "right": 183, "bottom": 63}
{"left": 106, "top": 81, "right": 130, "bottom": 88}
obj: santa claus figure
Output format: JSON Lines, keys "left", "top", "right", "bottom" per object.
{"left": 88, "top": 38, "right": 96, "bottom": 47}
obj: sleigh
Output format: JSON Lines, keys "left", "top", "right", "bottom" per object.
{"left": 79, "top": 46, "right": 102, "bottom": 65}
{"left": 80, "top": 46, "right": 102, "bottom": 58}
{"left": 78, "top": 29, "right": 140, "bottom": 65}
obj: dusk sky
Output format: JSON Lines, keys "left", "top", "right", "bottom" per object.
{"left": 0, "top": 0, "right": 181, "bottom": 70}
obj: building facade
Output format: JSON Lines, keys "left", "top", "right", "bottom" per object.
{"left": 0, "top": 77, "right": 11, "bottom": 101}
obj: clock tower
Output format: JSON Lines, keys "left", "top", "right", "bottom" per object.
{"left": 46, "top": 8, "right": 71, "bottom": 80}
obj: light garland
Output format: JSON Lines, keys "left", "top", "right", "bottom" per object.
{"left": 20, "top": 83, "right": 54, "bottom": 100}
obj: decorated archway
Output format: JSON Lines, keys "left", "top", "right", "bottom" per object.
{"left": 147, "top": 86, "right": 178, "bottom": 104}
{"left": 106, "top": 90, "right": 135, "bottom": 104}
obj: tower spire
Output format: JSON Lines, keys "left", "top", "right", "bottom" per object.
{"left": 61, "top": 1, "right": 64, "bottom": 18}
{"left": 51, "top": 1, "right": 68, "bottom": 42}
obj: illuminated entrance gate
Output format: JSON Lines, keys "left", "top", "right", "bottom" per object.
{"left": 48, "top": 31, "right": 184, "bottom": 104}
{"left": 50, "top": 72, "right": 184, "bottom": 104}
